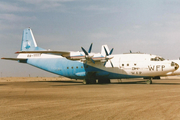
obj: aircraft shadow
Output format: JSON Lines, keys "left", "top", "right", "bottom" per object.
{"left": 0, "top": 84, "right": 6, "bottom": 86}
{"left": 152, "top": 83, "right": 180, "bottom": 85}
{"left": 30, "top": 80, "right": 82, "bottom": 83}
{"left": 29, "top": 80, "right": 180, "bottom": 86}
{"left": 113, "top": 81, "right": 145, "bottom": 84}
{"left": 116, "top": 81, "right": 180, "bottom": 85}
{"left": 29, "top": 80, "right": 84, "bottom": 86}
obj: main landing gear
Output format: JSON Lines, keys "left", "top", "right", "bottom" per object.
{"left": 83, "top": 78, "right": 111, "bottom": 84}
{"left": 83, "top": 78, "right": 96, "bottom": 84}
{"left": 98, "top": 78, "right": 110, "bottom": 84}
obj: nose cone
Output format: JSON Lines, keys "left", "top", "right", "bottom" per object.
{"left": 171, "top": 62, "right": 179, "bottom": 70}
{"left": 175, "top": 63, "right": 179, "bottom": 70}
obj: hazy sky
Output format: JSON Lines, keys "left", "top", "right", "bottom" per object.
{"left": 1, "top": 0, "right": 180, "bottom": 77}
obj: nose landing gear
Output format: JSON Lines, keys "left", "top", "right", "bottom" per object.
{"left": 146, "top": 79, "right": 152, "bottom": 84}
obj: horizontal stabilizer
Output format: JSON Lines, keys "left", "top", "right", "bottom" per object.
{"left": 1, "top": 57, "right": 27, "bottom": 63}
{"left": 1, "top": 57, "right": 26, "bottom": 60}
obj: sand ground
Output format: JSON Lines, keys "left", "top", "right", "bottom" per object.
{"left": 1, "top": 77, "right": 180, "bottom": 120}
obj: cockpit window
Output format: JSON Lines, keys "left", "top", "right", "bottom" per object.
{"left": 151, "top": 57, "right": 165, "bottom": 61}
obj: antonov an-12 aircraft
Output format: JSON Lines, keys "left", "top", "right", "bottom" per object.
{"left": 2, "top": 28, "right": 179, "bottom": 84}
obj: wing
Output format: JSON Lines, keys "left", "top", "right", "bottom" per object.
{"left": 15, "top": 51, "right": 70, "bottom": 57}
{"left": 15, "top": 51, "right": 113, "bottom": 63}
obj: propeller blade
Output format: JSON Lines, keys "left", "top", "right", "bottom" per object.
{"left": 104, "top": 60, "right": 113, "bottom": 67}
{"left": 88, "top": 43, "right": 93, "bottom": 53}
{"left": 110, "top": 61, "right": 114, "bottom": 67}
{"left": 81, "top": 47, "right": 89, "bottom": 55}
{"left": 104, "top": 61, "right": 107, "bottom": 66}
{"left": 90, "top": 58, "right": 95, "bottom": 64}
{"left": 109, "top": 48, "right": 114, "bottom": 55}
{"left": 104, "top": 47, "right": 108, "bottom": 56}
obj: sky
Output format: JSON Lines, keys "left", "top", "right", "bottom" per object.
{"left": 1, "top": 0, "right": 180, "bottom": 77}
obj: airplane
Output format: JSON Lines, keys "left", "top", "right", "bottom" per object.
{"left": 1, "top": 28, "right": 179, "bottom": 84}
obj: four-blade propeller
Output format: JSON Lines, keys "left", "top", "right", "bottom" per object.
{"left": 81, "top": 43, "right": 95, "bottom": 64}
{"left": 104, "top": 47, "right": 114, "bottom": 67}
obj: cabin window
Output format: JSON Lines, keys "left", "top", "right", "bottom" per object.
{"left": 127, "top": 64, "right": 129, "bottom": 66}
{"left": 81, "top": 66, "right": 83, "bottom": 68}
{"left": 67, "top": 67, "right": 69, "bottom": 69}
{"left": 134, "top": 63, "right": 136, "bottom": 66}
{"left": 76, "top": 66, "right": 78, "bottom": 69}
{"left": 71, "top": 67, "right": 73, "bottom": 69}
{"left": 122, "top": 64, "right": 124, "bottom": 66}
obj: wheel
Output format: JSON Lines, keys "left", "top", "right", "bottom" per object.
{"left": 90, "top": 78, "right": 96, "bottom": 84}
{"left": 104, "top": 79, "right": 110, "bottom": 83}
{"left": 153, "top": 76, "right": 160, "bottom": 79}
{"left": 98, "top": 78, "right": 110, "bottom": 84}
{"left": 83, "top": 79, "right": 96, "bottom": 84}
{"left": 83, "top": 79, "right": 87, "bottom": 84}
{"left": 98, "top": 79, "right": 103, "bottom": 84}
{"left": 146, "top": 79, "right": 152, "bottom": 84}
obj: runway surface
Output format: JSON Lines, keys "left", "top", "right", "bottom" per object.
{"left": 1, "top": 77, "right": 180, "bottom": 120}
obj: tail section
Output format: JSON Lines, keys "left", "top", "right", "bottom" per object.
{"left": 21, "top": 28, "right": 45, "bottom": 51}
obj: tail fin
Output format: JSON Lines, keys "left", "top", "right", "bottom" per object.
{"left": 21, "top": 28, "right": 45, "bottom": 51}
{"left": 101, "top": 45, "right": 110, "bottom": 56}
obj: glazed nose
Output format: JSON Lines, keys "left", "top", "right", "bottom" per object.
{"left": 175, "top": 63, "right": 179, "bottom": 70}
{"left": 171, "top": 62, "right": 179, "bottom": 70}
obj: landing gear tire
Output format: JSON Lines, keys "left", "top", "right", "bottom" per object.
{"left": 153, "top": 76, "right": 160, "bottom": 79}
{"left": 83, "top": 79, "right": 96, "bottom": 84}
{"left": 104, "top": 79, "right": 110, "bottom": 83}
{"left": 83, "top": 79, "right": 87, "bottom": 84}
{"left": 146, "top": 79, "right": 152, "bottom": 84}
{"left": 98, "top": 78, "right": 111, "bottom": 84}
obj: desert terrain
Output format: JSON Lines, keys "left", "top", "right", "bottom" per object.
{"left": 1, "top": 76, "right": 180, "bottom": 120}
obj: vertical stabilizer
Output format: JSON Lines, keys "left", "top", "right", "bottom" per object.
{"left": 21, "top": 28, "right": 45, "bottom": 51}
{"left": 101, "top": 45, "right": 110, "bottom": 56}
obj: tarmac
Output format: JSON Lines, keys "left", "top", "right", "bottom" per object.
{"left": 1, "top": 77, "right": 180, "bottom": 120}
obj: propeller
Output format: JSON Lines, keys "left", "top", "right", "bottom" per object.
{"left": 81, "top": 43, "right": 95, "bottom": 64}
{"left": 104, "top": 47, "right": 114, "bottom": 67}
